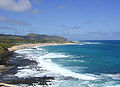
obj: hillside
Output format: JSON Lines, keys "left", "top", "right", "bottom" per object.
{"left": 0, "top": 33, "right": 71, "bottom": 65}
{"left": 0, "top": 34, "right": 25, "bottom": 40}
{"left": 0, "top": 33, "right": 70, "bottom": 43}
{"left": 25, "top": 33, "right": 68, "bottom": 42}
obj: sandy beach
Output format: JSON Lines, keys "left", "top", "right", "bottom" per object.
{"left": 8, "top": 43, "right": 75, "bottom": 52}
{"left": 0, "top": 83, "right": 19, "bottom": 87}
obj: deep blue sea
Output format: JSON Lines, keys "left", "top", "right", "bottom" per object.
{"left": 15, "top": 40, "right": 120, "bottom": 87}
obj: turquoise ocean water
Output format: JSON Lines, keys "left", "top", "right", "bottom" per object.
{"left": 15, "top": 40, "right": 120, "bottom": 87}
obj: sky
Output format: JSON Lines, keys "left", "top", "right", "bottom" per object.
{"left": 0, "top": 0, "right": 120, "bottom": 40}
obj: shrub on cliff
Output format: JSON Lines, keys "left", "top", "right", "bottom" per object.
{"left": 0, "top": 46, "right": 10, "bottom": 65}
{"left": 0, "top": 46, "right": 8, "bottom": 53}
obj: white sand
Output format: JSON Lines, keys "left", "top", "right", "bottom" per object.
{"left": 0, "top": 83, "right": 19, "bottom": 87}
{"left": 8, "top": 43, "right": 75, "bottom": 51}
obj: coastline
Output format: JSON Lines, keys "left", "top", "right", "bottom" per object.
{"left": 0, "top": 42, "right": 75, "bottom": 87}
{"left": 0, "top": 83, "right": 19, "bottom": 87}
{"left": 8, "top": 43, "right": 75, "bottom": 52}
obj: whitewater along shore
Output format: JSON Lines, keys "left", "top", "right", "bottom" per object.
{"left": 0, "top": 42, "right": 75, "bottom": 86}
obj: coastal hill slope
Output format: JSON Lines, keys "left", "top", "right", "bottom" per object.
{"left": 0, "top": 33, "right": 71, "bottom": 66}
{"left": 0, "top": 34, "right": 25, "bottom": 40}
{"left": 25, "top": 33, "right": 68, "bottom": 42}
{"left": 0, "top": 33, "right": 70, "bottom": 43}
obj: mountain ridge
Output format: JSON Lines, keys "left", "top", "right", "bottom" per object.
{"left": 0, "top": 33, "right": 70, "bottom": 43}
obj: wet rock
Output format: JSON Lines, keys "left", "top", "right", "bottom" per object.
{"left": 3, "top": 76, "right": 54, "bottom": 86}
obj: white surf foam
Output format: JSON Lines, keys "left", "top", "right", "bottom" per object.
{"left": 37, "top": 53, "right": 97, "bottom": 80}
{"left": 14, "top": 46, "right": 120, "bottom": 87}
{"left": 32, "top": 46, "right": 44, "bottom": 50}
{"left": 15, "top": 49, "right": 33, "bottom": 54}
{"left": 101, "top": 73, "right": 120, "bottom": 80}
{"left": 84, "top": 42, "right": 102, "bottom": 44}
{"left": 39, "top": 53, "right": 70, "bottom": 59}
{"left": 78, "top": 42, "right": 102, "bottom": 45}
{"left": 78, "top": 43, "right": 85, "bottom": 45}
{"left": 15, "top": 47, "right": 98, "bottom": 80}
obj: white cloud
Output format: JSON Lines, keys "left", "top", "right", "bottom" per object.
{"left": 58, "top": 6, "right": 67, "bottom": 9}
{"left": 32, "top": 0, "right": 41, "bottom": 4}
{"left": 0, "top": 25, "right": 13, "bottom": 30}
{"left": 0, "top": 0, "right": 31, "bottom": 12}
{"left": 29, "top": 9, "right": 43, "bottom": 14}
{"left": 0, "top": 16, "right": 31, "bottom": 26}
{"left": 61, "top": 24, "right": 81, "bottom": 29}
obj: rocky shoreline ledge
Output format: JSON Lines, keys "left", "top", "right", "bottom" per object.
{"left": 0, "top": 51, "right": 55, "bottom": 87}
{"left": 0, "top": 43, "right": 75, "bottom": 86}
{"left": 0, "top": 46, "right": 13, "bottom": 65}
{"left": 0, "top": 45, "right": 13, "bottom": 74}
{"left": 0, "top": 46, "right": 18, "bottom": 87}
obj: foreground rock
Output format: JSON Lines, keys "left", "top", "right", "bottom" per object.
{"left": 3, "top": 77, "right": 54, "bottom": 86}
{"left": 0, "top": 46, "right": 18, "bottom": 87}
{"left": 0, "top": 46, "right": 13, "bottom": 65}
{"left": 0, "top": 52, "right": 55, "bottom": 86}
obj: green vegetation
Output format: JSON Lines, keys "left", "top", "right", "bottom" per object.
{"left": 0, "top": 33, "right": 71, "bottom": 65}
{"left": 0, "top": 43, "right": 14, "bottom": 48}
{"left": 0, "top": 33, "right": 70, "bottom": 44}
{"left": 0, "top": 33, "right": 71, "bottom": 48}
{"left": 0, "top": 46, "right": 6, "bottom": 53}
{"left": 0, "top": 45, "right": 11, "bottom": 65}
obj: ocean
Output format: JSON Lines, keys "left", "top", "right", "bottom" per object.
{"left": 14, "top": 40, "right": 120, "bottom": 87}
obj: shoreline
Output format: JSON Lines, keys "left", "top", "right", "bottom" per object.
{"left": 8, "top": 43, "right": 75, "bottom": 52}
{"left": 0, "top": 42, "right": 75, "bottom": 86}
{"left": 0, "top": 83, "right": 19, "bottom": 87}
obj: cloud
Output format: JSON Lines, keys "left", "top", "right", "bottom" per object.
{"left": 0, "top": 25, "right": 13, "bottom": 30}
{"left": 0, "top": 0, "right": 31, "bottom": 12}
{"left": 61, "top": 24, "right": 67, "bottom": 28}
{"left": 86, "top": 31, "right": 107, "bottom": 35}
{"left": 32, "top": 0, "right": 41, "bottom": 4}
{"left": 61, "top": 24, "right": 81, "bottom": 29}
{"left": 0, "top": 16, "right": 31, "bottom": 26}
{"left": 28, "top": 9, "right": 43, "bottom": 14}
{"left": 71, "top": 26, "right": 81, "bottom": 29}
{"left": 58, "top": 6, "right": 67, "bottom": 9}
{"left": 81, "top": 20, "right": 95, "bottom": 24}
{"left": 111, "top": 31, "right": 120, "bottom": 35}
